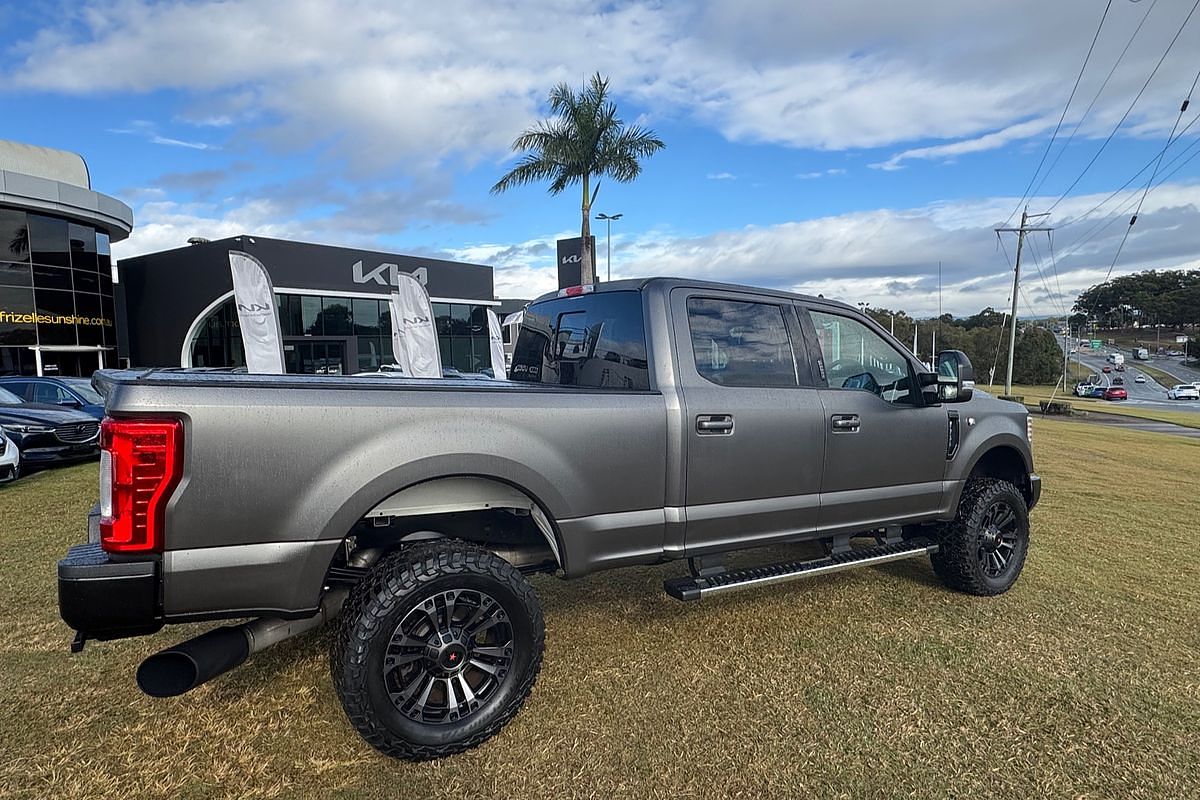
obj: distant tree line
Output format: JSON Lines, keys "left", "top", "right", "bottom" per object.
{"left": 1071, "top": 269, "right": 1200, "bottom": 330}
{"left": 863, "top": 306, "right": 1063, "bottom": 386}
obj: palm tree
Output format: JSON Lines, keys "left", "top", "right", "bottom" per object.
{"left": 491, "top": 73, "right": 664, "bottom": 285}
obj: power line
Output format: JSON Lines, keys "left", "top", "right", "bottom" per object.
{"left": 1032, "top": 0, "right": 1160, "bottom": 200}
{"left": 1056, "top": 106, "right": 1200, "bottom": 231}
{"left": 1025, "top": 235, "right": 1068, "bottom": 318}
{"left": 1099, "top": 60, "right": 1200, "bottom": 284}
{"left": 1046, "top": 0, "right": 1200, "bottom": 213}
{"left": 1003, "top": 0, "right": 1114, "bottom": 226}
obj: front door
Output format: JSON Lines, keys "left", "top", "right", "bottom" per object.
{"left": 797, "top": 306, "right": 949, "bottom": 534}
{"left": 672, "top": 289, "right": 826, "bottom": 554}
{"left": 285, "top": 339, "right": 348, "bottom": 375}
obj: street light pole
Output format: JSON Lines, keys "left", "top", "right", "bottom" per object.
{"left": 595, "top": 212, "right": 623, "bottom": 282}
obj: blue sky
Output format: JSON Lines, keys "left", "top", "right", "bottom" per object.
{"left": 3, "top": 0, "right": 1199, "bottom": 316}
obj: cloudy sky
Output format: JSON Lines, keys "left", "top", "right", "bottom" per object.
{"left": 3, "top": 0, "right": 1200, "bottom": 317}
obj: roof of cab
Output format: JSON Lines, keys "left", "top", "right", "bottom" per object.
{"left": 529, "top": 277, "right": 856, "bottom": 311}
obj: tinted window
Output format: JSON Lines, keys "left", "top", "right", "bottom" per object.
{"left": 806, "top": 309, "right": 916, "bottom": 405}
{"left": 68, "top": 223, "right": 98, "bottom": 271}
{"left": 35, "top": 289, "right": 78, "bottom": 346}
{"left": 0, "top": 210, "right": 30, "bottom": 262}
{"left": 686, "top": 298, "right": 797, "bottom": 387}
{"left": 511, "top": 291, "right": 649, "bottom": 390}
{"left": 0, "top": 262, "right": 32, "bottom": 288}
{"left": 28, "top": 214, "right": 70, "bottom": 267}
{"left": 0, "top": 286, "right": 37, "bottom": 346}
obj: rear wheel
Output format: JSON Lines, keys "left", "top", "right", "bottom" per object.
{"left": 931, "top": 478, "right": 1029, "bottom": 596}
{"left": 331, "top": 540, "right": 544, "bottom": 760}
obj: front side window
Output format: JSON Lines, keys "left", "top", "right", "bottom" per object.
{"left": 686, "top": 298, "right": 797, "bottom": 388}
{"left": 806, "top": 309, "right": 916, "bottom": 404}
{"left": 510, "top": 291, "right": 649, "bottom": 390}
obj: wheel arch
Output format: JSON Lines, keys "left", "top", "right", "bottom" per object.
{"left": 958, "top": 440, "right": 1034, "bottom": 507}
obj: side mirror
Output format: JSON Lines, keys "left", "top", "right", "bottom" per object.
{"left": 935, "top": 350, "right": 975, "bottom": 402}
{"left": 59, "top": 398, "right": 81, "bottom": 408}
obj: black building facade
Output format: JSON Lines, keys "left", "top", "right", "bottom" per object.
{"left": 0, "top": 140, "right": 134, "bottom": 377}
{"left": 118, "top": 236, "right": 498, "bottom": 375}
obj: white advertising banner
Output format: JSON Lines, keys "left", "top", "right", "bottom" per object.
{"left": 389, "top": 273, "right": 442, "bottom": 378}
{"left": 228, "top": 251, "right": 285, "bottom": 374}
{"left": 486, "top": 309, "right": 507, "bottom": 380}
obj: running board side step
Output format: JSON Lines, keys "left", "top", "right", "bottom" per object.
{"left": 663, "top": 540, "right": 938, "bottom": 601}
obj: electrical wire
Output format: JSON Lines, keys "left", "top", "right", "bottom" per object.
{"left": 1046, "top": 0, "right": 1200, "bottom": 213}
{"left": 1031, "top": 0, "right": 1160, "bottom": 200}
{"left": 1100, "top": 61, "right": 1200, "bottom": 283}
{"left": 1056, "top": 107, "right": 1200, "bottom": 231}
{"left": 1003, "top": 0, "right": 1114, "bottom": 227}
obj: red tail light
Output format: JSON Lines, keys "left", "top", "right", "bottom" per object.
{"left": 99, "top": 418, "right": 183, "bottom": 554}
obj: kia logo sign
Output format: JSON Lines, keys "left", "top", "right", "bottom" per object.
{"left": 561, "top": 254, "right": 581, "bottom": 265}
{"left": 237, "top": 302, "right": 272, "bottom": 313}
{"left": 352, "top": 261, "right": 429, "bottom": 287}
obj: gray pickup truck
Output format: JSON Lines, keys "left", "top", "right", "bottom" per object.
{"left": 59, "top": 277, "right": 1039, "bottom": 760}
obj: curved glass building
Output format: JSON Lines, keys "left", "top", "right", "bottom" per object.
{"left": 0, "top": 140, "right": 133, "bottom": 376}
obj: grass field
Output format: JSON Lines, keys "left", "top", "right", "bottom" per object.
{"left": 992, "top": 383, "right": 1200, "bottom": 430}
{"left": 2, "top": 422, "right": 1200, "bottom": 799}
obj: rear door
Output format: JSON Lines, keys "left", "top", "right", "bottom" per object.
{"left": 671, "top": 288, "right": 825, "bottom": 553}
{"left": 796, "top": 305, "right": 950, "bottom": 533}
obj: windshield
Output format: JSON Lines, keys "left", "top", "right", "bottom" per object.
{"left": 62, "top": 379, "right": 104, "bottom": 404}
{"left": 0, "top": 388, "right": 23, "bottom": 405}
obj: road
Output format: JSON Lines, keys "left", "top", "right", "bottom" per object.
{"left": 1063, "top": 342, "right": 1200, "bottom": 413}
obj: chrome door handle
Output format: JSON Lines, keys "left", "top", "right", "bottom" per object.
{"left": 831, "top": 414, "right": 860, "bottom": 432}
{"left": 696, "top": 414, "right": 734, "bottom": 434}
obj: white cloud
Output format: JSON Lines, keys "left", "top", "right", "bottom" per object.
{"left": 110, "top": 180, "right": 1200, "bottom": 315}
{"left": 706, "top": 172, "right": 736, "bottom": 180}
{"left": 8, "top": 0, "right": 1198, "bottom": 170}
{"left": 798, "top": 168, "right": 847, "bottom": 179}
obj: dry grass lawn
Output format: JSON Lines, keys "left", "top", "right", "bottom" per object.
{"left": 2, "top": 420, "right": 1199, "bottom": 799}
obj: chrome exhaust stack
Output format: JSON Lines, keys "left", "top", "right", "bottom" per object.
{"left": 136, "top": 589, "right": 347, "bottom": 698}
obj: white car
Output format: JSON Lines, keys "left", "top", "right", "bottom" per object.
{"left": 1134, "top": 374, "right": 1147, "bottom": 383}
{"left": 1166, "top": 384, "right": 1200, "bottom": 400}
{"left": 0, "top": 429, "right": 19, "bottom": 484}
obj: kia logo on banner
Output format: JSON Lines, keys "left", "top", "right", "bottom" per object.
{"left": 353, "top": 261, "right": 429, "bottom": 288}
{"left": 556, "top": 236, "right": 594, "bottom": 289}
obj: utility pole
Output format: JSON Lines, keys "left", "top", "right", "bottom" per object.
{"left": 995, "top": 208, "right": 1052, "bottom": 395}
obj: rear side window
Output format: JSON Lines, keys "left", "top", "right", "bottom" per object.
{"left": 510, "top": 291, "right": 650, "bottom": 390}
{"left": 686, "top": 298, "right": 797, "bottom": 387}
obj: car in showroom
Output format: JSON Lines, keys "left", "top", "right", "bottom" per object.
{"left": 0, "top": 428, "right": 18, "bottom": 484}
{"left": 0, "top": 387, "right": 100, "bottom": 468}
{"left": 0, "top": 376, "right": 106, "bottom": 420}
{"left": 1166, "top": 384, "right": 1200, "bottom": 400}
{"left": 1103, "top": 386, "right": 1127, "bottom": 401}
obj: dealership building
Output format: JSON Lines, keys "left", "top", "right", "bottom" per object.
{"left": 0, "top": 140, "right": 134, "bottom": 377}
{"left": 118, "top": 236, "right": 500, "bottom": 375}
{"left": 0, "top": 139, "right": 520, "bottom": 378}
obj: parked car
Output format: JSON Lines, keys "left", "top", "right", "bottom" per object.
{"left": 0, "top": 376, "right": 106, "bottom": 420}
{"left": 1134, "top": 374, "right": 1147, "bottom": 384}
{"left": 1089, "top": 385, "right": 1107, "bottom": 398}
{"left": 1103, "top": 387, "right": 1127, "bottom": 401}
{"left": 1074, "top": 381, "right": 1095, "bottom": 397}
{"left": 1166, "top": 384, "right": 1200, "bottom": 400}
{"left": 0, "top": 387, "right": 101, "bottom": 467}
{"left": 0, "top": 429, "right": 18, "bottom": 484}
{"left": 59, "top": 277, "right": 1039, "bottom": 761}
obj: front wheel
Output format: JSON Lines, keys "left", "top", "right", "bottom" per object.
{"left": 331, "top": 540, "right": 544, "bottom": 760}
{"left": 931, "top": 478, "right": 1030, "bottom": 596}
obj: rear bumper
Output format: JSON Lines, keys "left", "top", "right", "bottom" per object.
{"left": 58, "top": 543, "right": 162, "bottom": 640}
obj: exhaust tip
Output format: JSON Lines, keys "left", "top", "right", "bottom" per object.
{"left": 136, "top": 626, "right": 250, "bottom": 697}
{"left": 137, "top": 651, "right": 201, "bottom": 697}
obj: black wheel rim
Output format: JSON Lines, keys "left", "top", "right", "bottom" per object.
{"left": 383, "top": 589, "right": 514, "bottom": 725}
{"left": 977, "top": 500, "right": 1021, "bottom": 578}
